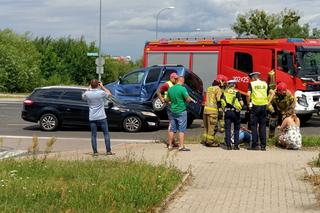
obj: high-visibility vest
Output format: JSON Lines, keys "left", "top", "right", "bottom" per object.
{"left": 221, "top": 88, "right": 242, "bottom": 111}
{"left": 204, "top": 86, "right": 221, "bottom": 112}
{"left": 164, "top": 81, "right": 174, "bottom": 99}
{"left": 250, "top": 80, "right": 268, "bottom": 106}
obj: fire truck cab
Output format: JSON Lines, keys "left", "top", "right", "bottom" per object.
{"left": 144, "top": 38, "right": 320, "bottom": 122}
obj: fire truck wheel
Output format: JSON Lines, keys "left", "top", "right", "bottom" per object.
{"left": 152, "top": 97, "right": 166, "bottom": 111}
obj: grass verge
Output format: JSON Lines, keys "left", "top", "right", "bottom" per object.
{"left": 182, "top": 134, "right": 320, "bottom": 147}
{"left": 0, "top": 158, "right": 182, "bottom": 212}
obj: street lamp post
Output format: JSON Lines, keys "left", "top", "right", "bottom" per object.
{"left": 96, "top": 0, "right": 104, "bottom": 82}
{"left": 155, "top": 6, "right": 175, "bottom": 40}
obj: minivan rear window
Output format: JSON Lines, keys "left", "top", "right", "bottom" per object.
{"left": 33, "top": 90, "right": 63, "bottom": 99}
{"left": 61, "top": 91, "right": 84, "bottom": 101}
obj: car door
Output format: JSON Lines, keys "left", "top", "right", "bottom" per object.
{"left": 184, "top": 71, "right": 203, "bottom": 117}
{"left": 141, "top": 67, "right": 162, "bottom": 102}
{"left": 115, "top": 70, "right": 146, "bottom": 102}
{"left": 59, "top": 90, "right": 89, "bottom": 125}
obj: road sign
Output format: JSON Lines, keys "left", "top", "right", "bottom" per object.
{"left": 96, "top": 66, "right": 104, "bottom": 74}
{"left": 87, "top": 52, "right": 98, "bottom": 57}
{"left": 95, "top": 57, "right": 105, "bottom": 66}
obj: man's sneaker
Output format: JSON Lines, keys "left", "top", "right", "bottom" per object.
{"left": 179, "top": 147, "right": 191, "bottom": 152}
{"left": 226, "top": 146, "right": 232, "bottom": 150}
{"left": 261, "top": 147, "right": 266, "bottom": 151}
{"left": 92, "top": 152, "right": 99, "bottom": 157}
{"left": 168, "top": 145, "right": 173, "bottom": 150}
{"left": 106, "top": 151, "right": 115, "bottom": 155}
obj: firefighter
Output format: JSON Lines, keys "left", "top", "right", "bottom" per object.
{"left": 221, "top": 80, "right": 243, "bottom": 150}
{"left": 267, "top": 82, "right": 296, "bottom": 138}
{"left": 202, "top": 74, "right": 227, "bottom": 146}
{"left": 246, "top": 72, "right": 268, "bottom": 151}
{"left": 156, "top": 72, "right": 179, "bottom": 147}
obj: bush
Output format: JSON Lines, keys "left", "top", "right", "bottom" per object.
{"left": 0, "top": 29, "right": 42, "bottom": 92}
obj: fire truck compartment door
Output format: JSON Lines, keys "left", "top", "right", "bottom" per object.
{"left": 146, "top": 53, "right": 164, "bottom": 66}
{"left": 221, "top": 46, "right": 273, "bottom": 92}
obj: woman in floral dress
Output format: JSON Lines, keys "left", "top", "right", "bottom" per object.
{"left": 278, "top": 110, "right": 302, "bottom": 150}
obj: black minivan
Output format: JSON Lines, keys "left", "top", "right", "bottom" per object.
{"left": 21, "top": 86, "right": 159, "bottom": 132}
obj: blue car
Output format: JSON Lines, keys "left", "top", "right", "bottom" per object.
{"left": 106, "top": 65, "right": 203, "bottom": 126}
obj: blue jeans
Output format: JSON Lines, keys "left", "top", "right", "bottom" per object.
{"left": 170, "top": 111, "right": 187, "bottom": 133}
{"left": 250, "top": 105, "right": 267, "bottom": 148}
{"left": 90, "top": 119, "right": 111, "bottom": 153}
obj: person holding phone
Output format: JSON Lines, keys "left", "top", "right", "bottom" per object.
{"left": 82, "top": 79, "right": 114, "bottom": 156}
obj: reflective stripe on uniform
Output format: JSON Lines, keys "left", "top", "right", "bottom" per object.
{"left": 204, "top": 107, "right": 218, "bottom": 111}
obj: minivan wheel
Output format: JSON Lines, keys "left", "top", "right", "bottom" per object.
{"left": 39, "top": 113, "right": 59, "bottom": 131}
{"left": 152, "top": 97, "right": 166, "bottom": 111}
{"left": 123, "top": 116, "right": 142, "bottom": 132}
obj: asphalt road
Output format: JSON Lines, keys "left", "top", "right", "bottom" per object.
{"left": 1, "top": 101, "right": 320, "bottom": 142}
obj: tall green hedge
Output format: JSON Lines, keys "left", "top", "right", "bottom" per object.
{"left": 0, "top": 29, "right": 141, "bottom": 92}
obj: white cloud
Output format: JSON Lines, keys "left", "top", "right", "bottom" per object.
{"left": 0, "top": 0, "right": 320, "bottom": 59}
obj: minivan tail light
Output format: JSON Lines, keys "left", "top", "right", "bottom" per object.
{"left": 23, "top": 99, "right": 33, "bottom": 106}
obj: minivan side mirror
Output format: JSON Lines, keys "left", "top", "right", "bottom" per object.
{"left": 118, "top": 76, "right": 122, "bottom": 84}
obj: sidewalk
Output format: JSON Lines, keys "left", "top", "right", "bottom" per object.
{"left": 53, "top": 143, "right": 320, "bottom": 213}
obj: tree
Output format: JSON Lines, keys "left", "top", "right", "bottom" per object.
{"left": 0, "top": 29, "right": 42, "bottom": 92}
{"left": 232, "top": 9, "right": 309, "bottom": 39}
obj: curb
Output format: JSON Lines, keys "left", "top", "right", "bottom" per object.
{"left": 153, "top": 171, "right": 192, "bottom": 213}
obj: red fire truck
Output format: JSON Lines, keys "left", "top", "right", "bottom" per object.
{"left": 144, "top": 38, "right": 320, "bottom": 122}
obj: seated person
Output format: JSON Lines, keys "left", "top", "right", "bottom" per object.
{"left": 231, "top": 126, "right": 252, "bottom": 145}
{"left": 278, "top": 109, "right": 302, "bottom": 150}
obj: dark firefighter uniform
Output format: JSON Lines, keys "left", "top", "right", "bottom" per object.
{"left": 221, "top": 80, "right": 243, "bottom": 150}
{"left": 202, "top": 75, "right": 227, "bottom": 146}
{"left": 248, "top": 72, "right": 268, "bottom": 151}
{"left": 268, "top": 82, "right": 296, "bottom": 138}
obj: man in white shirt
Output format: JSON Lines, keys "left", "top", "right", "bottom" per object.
{"left": 82, "top": 79, "right": 114, "bottom": 156}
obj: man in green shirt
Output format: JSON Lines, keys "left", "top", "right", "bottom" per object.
{"left": 167, "top": 75, "right": 193, "bottom": 151}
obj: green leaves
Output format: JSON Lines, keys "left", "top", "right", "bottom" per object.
{"left": 0, "top": 29, "right": 41, "bottom": 92}
{"left": 232, "top": 9, "right": 309, "bottom": 39}
{"left": 0, "top": 29, "right": 142, "bottom": 92}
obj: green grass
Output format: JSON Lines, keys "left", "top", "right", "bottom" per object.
{"left": 0, "top": 159, "right": 182, "bottom": 213}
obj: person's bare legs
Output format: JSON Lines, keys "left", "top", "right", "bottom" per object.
{"left": 168, "top": 131, "right": 174, "bottom": 149}
{"left": 179, "top": 132, "right": 185, "bottom": 148}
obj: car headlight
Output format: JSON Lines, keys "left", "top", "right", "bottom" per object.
{"left": 297, "top": 94, "right": 308, "bottom": 107}
{"left": 112, "top": 106, "right": 129, "bottom": 112}
{"left": 141, "top": 111, "right": 157, "bottom": 117}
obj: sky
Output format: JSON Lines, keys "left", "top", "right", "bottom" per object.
{"left": 0, "top": 0, "right": 320, "bottom": 60}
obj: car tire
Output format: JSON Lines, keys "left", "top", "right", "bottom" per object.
{"left": 152, "top": 97, "right": 166, "bottom": 111}
{"left": 39, "top": 113, "right": 59, "bottom": 131}
{"left": 123, "top": 116, "right": 142, "bottom": 132}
